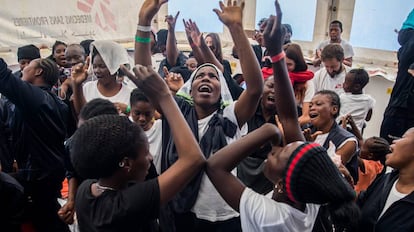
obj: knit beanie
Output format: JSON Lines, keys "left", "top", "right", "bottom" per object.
{"left": 17, "top": 44, "right": 40, "bottom": 61}
{"left": 283, "top": 142, "right": 355, "bottom": 204}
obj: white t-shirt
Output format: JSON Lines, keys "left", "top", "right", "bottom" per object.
{"left": 312, "top": 66, "right": 351, "bottom": 96}
{"left": 240, "top": 188, "right": 320, "bottom": 232}
{"left": 82, "top": 80, "right": 132, "bottom": 106}
{"left": 379, "top": 178, "right": 407, "bottom": 219}
{"left": 192, "top": 102, "right": 247, "bottom": 222}
{"left": 303, "top": 80, "right": 315, "bottom": 103}
{"left": 338, "top": 93, "right": 376, "bottom": 132}
{"left": 317, "top": 39, "right": 355, "bottom": 59}
{"left": 145, "top": 119, "right": 163, "bottom": 174}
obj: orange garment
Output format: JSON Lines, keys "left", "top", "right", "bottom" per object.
{"left": 355, "top": 159, "right": 383, "bottom": 194}
{"left": 61, "top": 178, "right": 69, "bottom": 199}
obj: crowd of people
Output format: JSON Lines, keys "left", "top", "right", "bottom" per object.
{"left": 1, "top": 0, "right": 414, "bottom": 231}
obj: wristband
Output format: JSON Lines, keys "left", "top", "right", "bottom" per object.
{"left": 135, "top": 35, "right": 151, "bottom": 44}
{"left": 125, "top": 105, "right": 131, "bottom": 114}
{"left": 137, "top": 24, "right": 152, "bottom": 32}
{"left": 270, "top": 51, "right": 286, "bottom": 63}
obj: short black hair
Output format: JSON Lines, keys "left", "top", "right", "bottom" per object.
{"left": 80, "top": 39, "right": 94, "bottom": 55}
{"left": 316, "top": 90, "right": 341, "bottom": 118}
{"left": 283, "top": 24, "right": 293, "bottom": 34}
{"left": 71, "top": 115, "right": 147, "bottom": 179}
{"left": 130, "top": 88, "right": 150, "bottom": 106}
{"left": 52, "top": 40, "right": 67, "bottom": 54}
{"left": 330, "top": 20, "right": 343, "bottom": 32}
{"left": 349, "top": 69, "right": 369, "bottom": 90}
{"left": 79, "top": 98, "right": 118, "bottom": 121}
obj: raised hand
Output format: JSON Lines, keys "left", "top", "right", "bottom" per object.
{"left": 121, "top": 64, "right": 170, "bottom": 102}
{"left": 71, "top": 56, "right": 89, "bottom": 86}
{"left": 213, "top": 0, "right": 245, "bottom": 27}
{"left": 303, "top": 128, "right": 323, "bottom": 142}
{"left": 163, "top": 66, "right": 184, "bottom": 94}
{"left": 165, "top": 11, "right": 180, "bottom": 30}
{"left": 183, "top": 19, "right": 203, "bottom": 47}
{"left": 138, "top": 0, "right": 168, "bottom": 23}
{"left": 262, "top": 0, "right": 285, "bottom": 55}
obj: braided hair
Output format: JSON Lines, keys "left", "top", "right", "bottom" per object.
{"left": 365, "top": 136, "right": 390, "bottom": 165}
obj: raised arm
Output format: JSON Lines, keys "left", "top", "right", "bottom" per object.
{"left": 165, "top": 12, "right": 180, "bottom": 67}
{"left": 206, "top": 123, "right": 281, "bottom": 211}
{"left": 183, "top": 19, "right": 224, "bottom": 72}
{"left": 70, "top": 60, "right": 89, "bottom": 116}
{"left": 135, "top": 0, "right": 167, "bottom": 66}
{"left": 263, "top": 0, "right": 304, "bottom": 143}
{"left": 213, "top": 1, "right": 263, "bottom": 127}
{"left": 0, "top": 58, "right": 44, "bottom": 112}
{"left": 125, "top": 64, "right": 205, "bottom": 205}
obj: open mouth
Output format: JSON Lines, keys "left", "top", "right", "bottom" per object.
{"left": 198, "top": 85, "right": 212, "bottom": 93}
{"left": 267, "top": 95, "right": 275, "bottom": 102}
{"left": 309, "top": 113, "right": 318, "bottom": 119}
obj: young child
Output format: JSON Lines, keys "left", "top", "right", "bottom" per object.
{"left": 338, "top": 68, "right": 375, "bottom": 133}
{"left": 129, "top": 88, "right": 162, "bottom": 174}
{"left": 355, "top": 136, "right": 390, "bottom": 195}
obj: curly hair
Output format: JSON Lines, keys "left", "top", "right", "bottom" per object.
{"left": 71, "top": 115, "right": 147, "bottom": 179}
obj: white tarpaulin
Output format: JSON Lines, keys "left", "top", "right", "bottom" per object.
{"left": 0, "top": 0, "right": 144, "bottom": 48}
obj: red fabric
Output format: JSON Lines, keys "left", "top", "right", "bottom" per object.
{"left": 261, "top": 68, "right": 314, "bottom": 85}
{"left": 261, "top": 67, "right": 273, "bottom": 80}
{"left": 61, "top": 178, "right": 69, "bottom": 199}
{"left": 289, "top": 70, "right": 314, "bottom": 85}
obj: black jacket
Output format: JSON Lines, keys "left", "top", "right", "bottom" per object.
{"left": 0, "top": 58, "right": 68, "bottom": 182}
{"left": 357, "top": 170, "right": 414, "bottom": 232}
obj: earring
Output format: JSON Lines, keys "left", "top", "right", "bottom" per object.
{"left": 276, "top": 182, "right": 284, "bottom": 194}
{"left": 118, "top": 161, "right": 125, "bottom": 168}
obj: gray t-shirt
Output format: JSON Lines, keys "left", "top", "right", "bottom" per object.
{"left": 317, "top": 39, "right": 355, "bottom": 59}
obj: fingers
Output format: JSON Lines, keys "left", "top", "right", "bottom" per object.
{"left": 275, "top": 0, "right": 282, "bottom": 23}
{"left": 212, "top": 8, "right": 221, "bottom": 17}
{"left": 175, "top": 11, "right": 180, "bottom": 19}
{"left": 120, "top": 64, "right": 136, "bottom": 81}
{"left": 163, "top": 66, "right": 169, "bottom": 77}
{"left": 240, "top": 1, "right": 245, "bottom": 10}
{"left": 219, "top": 1, "right": 225, "bottom": 11}
{"left": 263, "top": 16, "right": 274, "bottom": 37}
{"left": 84, "top": 56, "right": 90, "bottom": 71}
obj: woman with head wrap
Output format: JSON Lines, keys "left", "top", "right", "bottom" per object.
{"left": 71, "top": 40, "right": 132, "bottom": 116}
{"left": 132, "top": 0, "right": 263, "bottom": 230}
